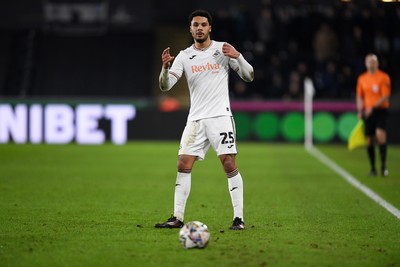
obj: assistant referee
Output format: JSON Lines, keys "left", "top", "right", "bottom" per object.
{"left": 356, "top": 53, "right": 391, "bottom": 177}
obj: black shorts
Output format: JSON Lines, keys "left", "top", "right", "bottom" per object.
{"left": 364, "top": 108, "right": 389, "bottom": 136}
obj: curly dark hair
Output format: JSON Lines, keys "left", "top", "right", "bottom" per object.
{"left": 188, "top": 10, "right": 213, "bottom": 26}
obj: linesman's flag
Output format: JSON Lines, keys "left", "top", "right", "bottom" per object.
{"left": 348, "top": 120, "right": 367, "bottom": 151}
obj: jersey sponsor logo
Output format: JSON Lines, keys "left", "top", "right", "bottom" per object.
{"left": 191, "top": 62, "right": 221, "bottom": 73}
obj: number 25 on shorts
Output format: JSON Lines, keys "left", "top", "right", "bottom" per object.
{"left": 220, "top": 132, "right": 234, "bottom": 144}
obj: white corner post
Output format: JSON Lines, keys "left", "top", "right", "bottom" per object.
{"left": 304, "top": 77, "right": 315, "bottom": 150}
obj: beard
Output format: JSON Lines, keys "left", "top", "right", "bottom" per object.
{"left": 195, "top": 37, "right": 206, "bottom": 43}
{"left": 193, "top": 32, "right": 209, "bottom": 43}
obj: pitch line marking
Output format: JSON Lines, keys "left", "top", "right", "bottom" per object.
{"left": 306, "top": 146, "right": 400, "bottom": 220}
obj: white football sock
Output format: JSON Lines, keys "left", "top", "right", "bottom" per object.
{"left": 173, "top": 172, "right": 191, "bottom": 222}
{"left": 227, "top": 172, "right": 244, "bottom": 221}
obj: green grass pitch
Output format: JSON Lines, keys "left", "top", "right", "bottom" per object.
{"left": 1, "top": 142, "right": 399, "bottom": 267}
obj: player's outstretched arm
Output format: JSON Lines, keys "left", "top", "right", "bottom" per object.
{"left": 159, "top": 47, "right": 177, "bottom": 91}
{"left": 223, "top": 43, "right": 254, "bottom": 82}
{"left": 161, "top": 47, "right": 174, "bottom": 69}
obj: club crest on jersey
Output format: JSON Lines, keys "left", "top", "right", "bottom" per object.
{"left": 213, "top": 50, "right": 221, "bottom": 57}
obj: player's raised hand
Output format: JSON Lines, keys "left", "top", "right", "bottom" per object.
{"left": 222, "top": 43, "right": 240, "bottom": 59}
{"left": 162, "top": 47, "right": 175, "bottom": 69}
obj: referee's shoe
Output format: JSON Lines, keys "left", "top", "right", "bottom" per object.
{"left": 381, "top": 167, "right": 389, "bottom": 177}
{"left": 369, "top": 169, "right": 377, "bottom": 177}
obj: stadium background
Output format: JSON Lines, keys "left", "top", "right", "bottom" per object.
{"left": 0, "top": 0, "right": 399, "bottom": 144}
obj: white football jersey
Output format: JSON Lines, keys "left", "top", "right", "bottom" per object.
{"left": 168, "top": 41, "right": 243, "bottom": 121}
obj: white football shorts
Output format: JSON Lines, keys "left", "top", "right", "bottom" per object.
{"left": 178, "top": 115, "right": 237, "bottom": 160}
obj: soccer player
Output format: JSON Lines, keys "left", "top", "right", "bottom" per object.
{"left": 356, "top": 54, "right": 391, "bottom": 177}
{"left": 154, "top": 10, "right": 254, "bottom": 230}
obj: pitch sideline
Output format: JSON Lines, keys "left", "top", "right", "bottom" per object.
{"left": 306, "top": 146, "right": 400, "bottom": 220}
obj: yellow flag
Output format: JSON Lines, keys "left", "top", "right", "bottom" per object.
{"left": 348, "top": 120, "right": 367, "bottom": 151}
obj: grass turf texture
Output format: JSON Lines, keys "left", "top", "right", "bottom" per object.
{"left": 0, "top": 142, "right": 399, "bottom": 267}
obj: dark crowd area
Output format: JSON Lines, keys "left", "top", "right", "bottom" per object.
{"left": 210, "top": 0, "right": 400, "bottom": 101}
{"left": 0, "top": 0, "right": 399, "bottom": 101}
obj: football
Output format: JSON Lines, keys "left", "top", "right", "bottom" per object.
{"left": 179, "top": 221, "right": 210, "bottom": 249}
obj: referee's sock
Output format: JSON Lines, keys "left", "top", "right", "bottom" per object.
{"left": 367, "top": 145, "right": 376, "bottom": 171}
{"left": 379, "top": 144, "right": 387, "bottom": 169}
